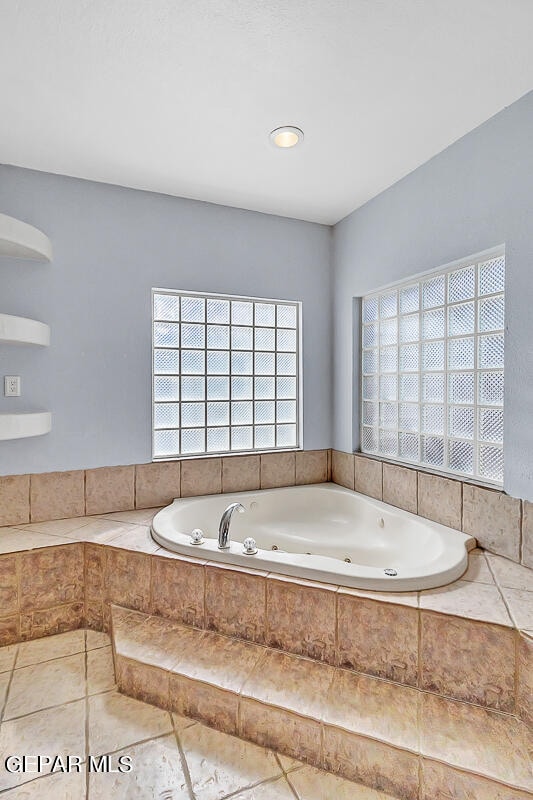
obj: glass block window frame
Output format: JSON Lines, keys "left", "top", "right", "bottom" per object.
{"left": 152, "top": 289, "right": 302, "bottom": 459}
{"left": 360, "top": 251, "right": 505, "bottom": 485}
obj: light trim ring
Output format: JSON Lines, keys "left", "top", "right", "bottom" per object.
{"left": 270, "top": 126, "right": 304, "bottom": 149}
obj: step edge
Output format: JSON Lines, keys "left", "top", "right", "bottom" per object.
{"left": 114, "top": 647, "right": 532, "bottom": 795}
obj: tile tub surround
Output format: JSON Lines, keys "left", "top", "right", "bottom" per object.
{"left": 0, "top": 518, "right": 532, "bottom": 724}
{"left": 0, "top": 446, "right": 530, "bottom": 568}
{"left": 0, "top": 449, "right": 331, "bottom": 527}
{"left": 332, "top": 450, "right": 528, "bottom": 567}
{"left": 111, "top": 605, "right": 533, "bottom": 799}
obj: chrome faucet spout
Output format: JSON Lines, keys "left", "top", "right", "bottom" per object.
{"left": 218, "top": 502, "right": 245, "bottom": 550}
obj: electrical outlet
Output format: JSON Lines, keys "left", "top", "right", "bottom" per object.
{"left": 4, "top": 376, "right": 21, "bottom": 397}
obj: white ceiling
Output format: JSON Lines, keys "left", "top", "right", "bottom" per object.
{"left": 1, "top": 1, "right": 532, "bottom": 225}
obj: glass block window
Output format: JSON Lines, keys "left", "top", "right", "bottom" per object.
{"left": 153, "top": 290, "right": 301, "bottom": 458}
{"left": 360, "top": 252, "right": 505, "bottom": 485}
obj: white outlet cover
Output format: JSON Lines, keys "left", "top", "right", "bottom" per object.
{"left": 4, "top": 376, "right": 21, "bottom": 397}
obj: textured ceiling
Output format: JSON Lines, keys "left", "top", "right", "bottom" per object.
{"left": 1, "top": 1, "right": 532, "bottom": 224}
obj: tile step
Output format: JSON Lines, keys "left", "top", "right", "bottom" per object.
{"left": 110, "top": 605, "right": 532, "bottom": 800}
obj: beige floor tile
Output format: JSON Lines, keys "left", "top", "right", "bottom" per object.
{"left": 96, "top": 508, "right": 162, "bottom": 525}
{"left": 88, "top": 691, "right": 173, "bottom": 754}
{"left": 419, "top": 579, "right": 512, "bottom": 626}
{"left": 87, "top": 646, "right": 116, "bottom": 694}
{"left": 4, "top": 654, "right": 86, "bottom": 719}
{"left": 0, "top": 529, "right": 73, "bottom": 553}
{"left": 16, "top": 630, "right": 85, "bottom": 668}
{"left": 86, "top": 630, "right": 111, "bottom": 650}
{"left": 499, "top": 586, "right": 533, "bottom": 629}
{"left": 172, "top": 711, "right": 197, "bottom": 732}
{"left": 0, "top": 699, "right": 86, "bottom": 791}
{"left": 180, "top": 722, "right": 281, "bottom": 800}
{"left": 420, "top": 693, "right": 533, "bottom": 792}
{"left": 0, "top": 643, "right": 18, "bottom": 673}
{"left": 289, "top": 765, "right": 399, "bottom": 799}
{"left": 0, "top": 671, "right": 10, "bottom": 709}
{"left": 461, "top": 551, "right": 494, "bottom": 583}
{"left": 88, "top": 734, "right": 189, "bottom": 799}
{"left": 487, "top": 555, "right": 533, "bottom": 591}
{"left": 0, "top": 771, "right": 86, "bottom": 798}
{"left": 277, "top": 754, "right": 304, "bottom": 772}
{"left": 232, "top": 776, "right": 296, "bottom": 799}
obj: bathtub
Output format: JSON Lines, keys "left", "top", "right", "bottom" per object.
{"left": 151, "top": 482, "right": 475, "bottom": 591}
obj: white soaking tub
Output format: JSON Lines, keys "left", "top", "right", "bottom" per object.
{"left": 151, "top": 482, "right": 475, "bottom": 591}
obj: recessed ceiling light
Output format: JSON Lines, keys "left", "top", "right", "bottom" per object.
{"left": 270, "top": 126, "right": 304, "bottom": 149}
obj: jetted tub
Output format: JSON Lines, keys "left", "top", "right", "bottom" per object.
{"left": 151, "top": 482, "right": 475, "bottom": 591}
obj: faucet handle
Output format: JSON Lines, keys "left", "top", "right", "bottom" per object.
{"left": 243, "top": 537, "right": 258, "bottom": 555}
{"left": 190, "top": 529, "right": 205, "bottom": 545}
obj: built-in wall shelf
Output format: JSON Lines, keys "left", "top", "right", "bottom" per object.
{"left": 0, "top": 412, "right": 52, "bottom": 441}
{"left": 0, "top": 215, "right": 52, "bottom": 442}
{"left": 0, "top": 213, "right": 52, "bottom": 261}
{"left": 0, "top": 313, "right": 50, "bottom": 346}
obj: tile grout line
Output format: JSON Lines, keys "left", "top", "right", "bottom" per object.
{"left": 0, "top": 765, "right": 76, "bottom": 795}
{"left": 2, "top": 684, "right": 116, "bottom": 725}
{"left": 29, "top": 474, "right": 33, "bottom": 523}
{"left": 222, "top": 774, "right": 292, "bottom": 800}
{"left": 485, "top": 555, "right": 516, "bottom": 625}
{"left": 460, "top": 476, "right": 464, "bottom": 531}
{"left": 84, "top": 629, "right": 90, "bottom": 800}
{"left": 0, "top": 645, "right": 18, "bottom": 724}
{"left": 421, "top": 754, "right": 532, "bottom": 796}
{"left": 484, "top": 556, "right": 519, "bottom": 715}
{"left": 12, "top": 642, "right": 88, "bottom": 671}
{"left": 519, "top": 498, "right": 523, "bottom": 565}
{"left": 284, "top": 768, "right": 303, "bottom": 800}
{"left": 416, "top": 675, "right": 423, "bottom": 800}
{"left": 171, "top": 715, "right": 196, "bottom": 800}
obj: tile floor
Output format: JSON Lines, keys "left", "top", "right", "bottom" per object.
{"left": 0, "top": 630, "right": 399, "bottom": 799}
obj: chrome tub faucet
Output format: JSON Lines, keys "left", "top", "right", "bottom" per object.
{"left": 218, "top": 502, "right": 245, "bottom": 550}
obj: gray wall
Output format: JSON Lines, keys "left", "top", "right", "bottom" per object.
{"left": 333, "top": 90, "right": 533, "bottom": 500}
{"left": 0, "top": 166, "right": 332, "bottom": 474}
{"left": 3, "top": 90, "right": 532, "bottom": 498}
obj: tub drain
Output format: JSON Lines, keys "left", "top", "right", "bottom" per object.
{"left": 271, "top": 544, "right": 279, "bottom": 550}
{"left": 384, "top": 568, "right": 398, "bottom": 576}
{"left": 344, "top": 557, "right": 352, "bottom": 563}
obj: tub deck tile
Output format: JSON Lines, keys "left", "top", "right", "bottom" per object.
{"left": 418, "top": 578, "right": 513, "bottom": 626}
